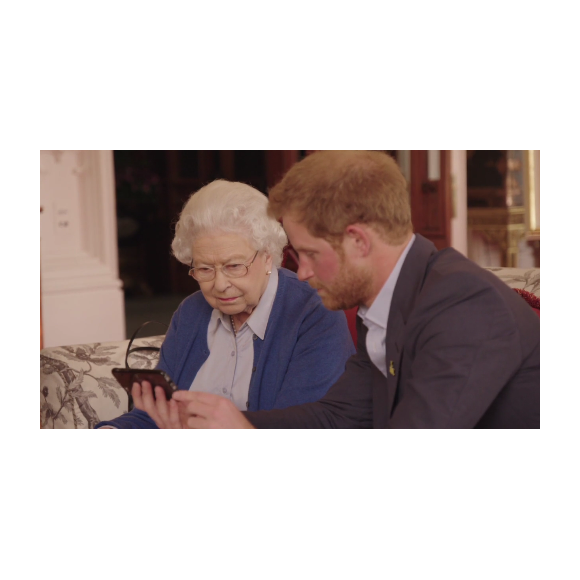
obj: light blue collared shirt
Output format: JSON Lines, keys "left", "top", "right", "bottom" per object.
{"left": 190, "top": 268, "right": 279, "bottom": 410}
{"left": 357, "top": 235, "right": 416, "bottom": 377}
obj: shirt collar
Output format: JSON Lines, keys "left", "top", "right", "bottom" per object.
{"left": 358, "top": 234, "right": 416, "bottom": 329}
{"left": 214, "top": 267, "right": 279, "bottom": 340}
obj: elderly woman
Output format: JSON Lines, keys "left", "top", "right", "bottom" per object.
{"left": 96, "top": 180, "right": 354, "bottom": 429}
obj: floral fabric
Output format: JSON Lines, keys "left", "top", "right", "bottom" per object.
{"left": 40, "top": 336, "right": 163, "bottom": 429}
{"left": 484, "top": 267, "right": 540, "bottom": 297}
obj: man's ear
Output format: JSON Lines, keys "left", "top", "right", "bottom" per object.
{"left": 343, "top": 224, "right": 372, "bottom": 257}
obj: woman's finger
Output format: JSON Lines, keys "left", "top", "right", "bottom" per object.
{"left": 168, "top": 399, "right": 183, "bottom": 429}
{"left": 139, "top": 380, "right": 162, "bottom": 425}
{"left": 131, "top": 381, "right": 144, "bottom": 410}
{"left": 154, "top": 386, "right": 171, "bottom": 427}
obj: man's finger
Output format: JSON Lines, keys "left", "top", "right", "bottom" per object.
{"left": 172, "top": 390, "right": 222, "bottom": 405}
{"left": 185, "top": 414, "right": 211, "bottom": 429}
{"left": 182, "top": 398, "right": 219, "bottom": 421}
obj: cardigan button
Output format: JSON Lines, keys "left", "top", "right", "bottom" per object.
{"left": 252, "top": 367, "right": 256, "bottom": 372}
{"left": 253, "top": 334, "right": 258, "bottom": 341}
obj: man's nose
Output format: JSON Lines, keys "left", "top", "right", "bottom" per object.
{"left": 296, "top": 260, "right": 312, "bottom": 282}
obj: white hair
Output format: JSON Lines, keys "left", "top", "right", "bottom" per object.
{"left": 171, "top": 180, "right": 288, "bottom": 267}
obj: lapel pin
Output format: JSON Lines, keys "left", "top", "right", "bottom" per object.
{"left": 389, "top": 361, "right": 396, "bottom": 376}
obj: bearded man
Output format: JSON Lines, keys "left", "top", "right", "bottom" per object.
{"left": 171, "top": 150, "right": 540, "bottom": 428}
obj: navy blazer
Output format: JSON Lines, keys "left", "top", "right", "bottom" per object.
{"left": 245, "top": 235, "right": 540, "bottom": 428}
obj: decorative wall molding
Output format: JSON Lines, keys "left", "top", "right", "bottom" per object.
{"left": 40, "top": 151, "right": 122, "bottom": 293}
{"left": 467, "top": 207, "right": 526, "bottom": 268}
{"left": 49, "top": 150, "right": 65, "bottom": 164}
{"left": 51, "top": 148, "right": 74, "bottom": 165}
{"left": 40, "top": 150, "right": 125, "bottom": 347}
{"left": 468, "top": 207, "right": 525, "bottom": 227}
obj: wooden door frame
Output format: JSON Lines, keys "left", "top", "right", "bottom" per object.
{"left": 265, "top": 151, "right": 300, "bottom": 190}
{"left": 410, "top": 150, "right": 452, "bottom": 250}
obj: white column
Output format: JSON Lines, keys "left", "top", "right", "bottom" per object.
{"left": 40, "top": 150, "right": 125, "bottom": 347}
{"left": 450, "top": 150, "right": 468, "bottom": 256}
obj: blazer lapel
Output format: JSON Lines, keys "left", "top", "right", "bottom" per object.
{"left": 383, "top": 234, "right": 438, "bottom": 419}
{"left": 384, "top": 309, "right": 405, "bottom": 418}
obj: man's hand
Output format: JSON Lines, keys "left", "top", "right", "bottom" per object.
{"left": 132, "top": 380, "right": 183, "bottom": 429}
{"left": 171, "top": 391, "right": 255, "bottom": 429}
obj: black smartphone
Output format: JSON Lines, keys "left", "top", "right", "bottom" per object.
{"left": 111, "top": 368, "right": 178, "bottom": 401}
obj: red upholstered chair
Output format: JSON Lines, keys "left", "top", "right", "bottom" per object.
{"left": 513, "top": 288, "right": 540, "bottom": 318}
{"left": 343, "top": 307, "right": 359, "bottom": 344}
{"left": 281, "top": 245, "right": 299, "bottom": 273}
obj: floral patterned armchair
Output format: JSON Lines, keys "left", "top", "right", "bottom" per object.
{"left": 40, "top": 336, "right": 164, "bottom": 429}
{"left": 40, "top": 266, "right": 539, "bottom": 429}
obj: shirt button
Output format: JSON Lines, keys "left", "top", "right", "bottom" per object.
{"left": 222, "top": 388, "right": 227, "bottom": 394}
{"left": 231, "top": 351, "right": 235, "bottom": 356}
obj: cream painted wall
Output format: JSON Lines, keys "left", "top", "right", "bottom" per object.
{"left": 40, "top": 151, "right": 125, "bottom": 347}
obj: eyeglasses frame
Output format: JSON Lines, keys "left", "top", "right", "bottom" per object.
{"left": 188, "top": 250, "right": 260, "bottom": 282}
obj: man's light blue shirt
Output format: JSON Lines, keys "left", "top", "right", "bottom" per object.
{"left": 357, "top": 235, "right": 416, "bottom": 377}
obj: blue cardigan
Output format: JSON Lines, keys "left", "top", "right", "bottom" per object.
{"left": 96, "top": 268, "right": 355, "bottom": 428}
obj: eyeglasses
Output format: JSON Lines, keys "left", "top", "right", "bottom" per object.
{"left": 188, "top": 251, "right": 259, "bottom": 282}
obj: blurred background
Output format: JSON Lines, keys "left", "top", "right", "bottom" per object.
{"left": 40, "top": 150, "right": 540, "bottom": 347}
{"left": 115, "top": 151, "right": 287, "bottom": 293}
{"left": 114, "top": 151, "right": 314, "bottom": 338}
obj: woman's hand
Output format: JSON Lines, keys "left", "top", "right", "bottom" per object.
{"left": 132, "top": 380, "right": 183, "bottom": 429}
{"left": 172, "top": 391, "right": 255, "bottom": 429}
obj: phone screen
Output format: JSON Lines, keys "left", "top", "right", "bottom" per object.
{"left": 111, "top": 368, "right": 178, "bottom": 400}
